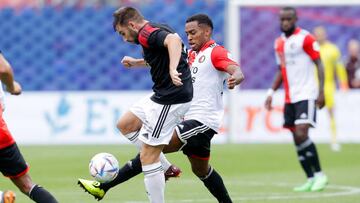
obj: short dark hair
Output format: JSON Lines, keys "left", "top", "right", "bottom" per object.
{"left": 186, "top": 14, "right": 213, "bottom": 30}
{"left": 113, "top": 7, "right": 144, "bottom": 31}
{"left": 281, "top": 7, "right": 297, "bottom": 17}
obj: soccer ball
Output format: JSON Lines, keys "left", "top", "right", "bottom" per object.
{"left": 89, "top": 153, "right": 119, "bottom": 183}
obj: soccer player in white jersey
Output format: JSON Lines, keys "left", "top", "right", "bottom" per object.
{"left": 265, "top": 7, "right": 328, "bottom": 192}
{"left": 78, "top": 14, "right": 244, "bottom": 202}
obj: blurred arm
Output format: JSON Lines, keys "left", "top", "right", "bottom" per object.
{"left": 0, "top": 54, "right": 15, "bottom": 92}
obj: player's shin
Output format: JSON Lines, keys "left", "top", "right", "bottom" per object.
{"left": 143, "top": 162, "right": 165, "bottom": 203}
{"left": 100, "top": 153, "right": 142, "bottom": 192}
{"left": 200, "top": 166, "right": 232, "bottom": 203}
{"left": 28, "top": 185, "right": 58, "bottom": 203}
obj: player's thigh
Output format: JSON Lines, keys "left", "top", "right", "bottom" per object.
{"left": 283, "top": 103, "right": 296, "bottom": 129}
{"left": 0, "top": 143, "right": 29, "bottom": 180}
{"left": 117, "top": 111, "right": 142, "bottom": 134}
{"left": 177, "top": 120, "right": 215, "bottom": 159}
{"left": 163, "top": 130, "right": 183, "bottom": 154}
{"left": 294, "top": 100, "right": 316, "bottom": 127}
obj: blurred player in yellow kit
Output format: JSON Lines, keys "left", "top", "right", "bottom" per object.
{"left": 313, "top": 26, "right": 348, "bottom": 151}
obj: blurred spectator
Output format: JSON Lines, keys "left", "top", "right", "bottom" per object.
{"left": 345, "top": 39, "right": 360, "bottom": 88}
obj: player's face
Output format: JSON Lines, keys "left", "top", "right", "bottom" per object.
{"left": 116, "top": 24, "right": 138, "bottom": 44}
{"left": 279, "top": 10, "right": 297, "bottom": 32}
{"left": 185, "top": 21, "right": 210, "bottom": 51}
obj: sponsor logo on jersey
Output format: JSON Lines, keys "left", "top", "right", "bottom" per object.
{"left": 199, "top": 55, "right": 206, "bottom": 63}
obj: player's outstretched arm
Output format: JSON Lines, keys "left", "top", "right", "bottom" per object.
{"left": 265, "top": 67, "right": 283, "bottom": 111}
{"left": 225, "top": 65, "right": 244, "bottom": 89}
{"left": 121, "top": 56, "right": 149, "bottom": 68}
{"left": 0, "top": 54, "right": 21, "bottom": 95}
{"left": 164, "top": 33, "right": 183, "bottom": 86}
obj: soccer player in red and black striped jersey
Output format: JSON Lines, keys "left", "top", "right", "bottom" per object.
{"left": 265, "top": 7, "right": 328, "bottom": 192}
{"left": 78, "top": 7, "right": 193, "bottom": 203}
{"left": 0, "top": 52, "right": 58, "bottom": 203}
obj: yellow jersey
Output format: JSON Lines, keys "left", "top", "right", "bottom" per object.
{"left": 319, "top": 41, "right": 348, "bottom": 107}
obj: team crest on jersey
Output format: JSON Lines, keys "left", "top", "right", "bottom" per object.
{"left": 199, "top": 55, "right": 206, "bottom": 63}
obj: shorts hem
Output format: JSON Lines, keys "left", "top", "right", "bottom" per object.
{"left": 5, "top": 165, "right": 30, "bottom": 179}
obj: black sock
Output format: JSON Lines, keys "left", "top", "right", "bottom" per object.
{"left": 296, "top": 139, "right": 314, "bottom": 178}
{"left": 304, "top": 142, "right": 322, "bottom": 173}
{"left": 200, "top": 167, "right": 232, "bottom": 203}
{"left": 100, "top": 153, "right": 142, "bottom": 192}
{"left": 29, "top": 185, "right": 58, "bottom": 203}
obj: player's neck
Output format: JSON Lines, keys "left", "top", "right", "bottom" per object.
{"left": 284, "top": 26, "right": 296, "bottom": 37}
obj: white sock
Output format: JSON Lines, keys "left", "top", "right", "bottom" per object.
{"left": 124, "top": 130, "right": 142, "bottom": 150}
{"left": 315, "top": 171, "right": 324, "bottom": 177}
{"left": 159, "top": 152, "right": 171, "bottom": 171}
{"left": 143, "top": 162, "right": 165, "bottom": 203}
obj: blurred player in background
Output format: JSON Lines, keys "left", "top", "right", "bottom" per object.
{"left": 78, "top": 13, "right": 244, "bottom": 203}
{"left": 346, "top": 39, "right": 360, "bottom": 88}
{"left": 0, "top": 190, "right": 15, "bottom": 203}
{"left": 265, "top": 7, "right": 328, "bottom": 192}
{"left": 79, "top": 6, "right": 193, "bottom": 203}
{"left": 0, "top": 53, "right": 58, "bottom": 203}
{"left": 313, "top": 26, "right": 348, "bottom": 152}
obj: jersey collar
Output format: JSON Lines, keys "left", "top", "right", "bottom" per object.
{"left": 199, "top": 40, "right": 216, "bottom": 52}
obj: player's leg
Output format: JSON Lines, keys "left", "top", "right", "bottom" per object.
{"left": 188, "top": 157, "right": 232, "bottom": 203}
{"left": 120, "top": 97, "right": 176, "bottom": 172}
{"left": 140, "top": 144, "right": 165, "bottom": 203}
{"left": 0, "top": 143, "right": 57, "bottom": 203}
{"left": 138, "top": 101, "right": 190, "bottom": 203}
{"left": 292, "top": 100, "right": 327, "bottom": 192}
{"left": 325, "top": 88, "right": 340, "bottom": 151}
{"left": 284, "top": 102, "right": 314, "bottom": 191}
{"left": 174, "top": 120, "right": 232, "bottom": 202}
{"left": 11, "top": 174, "right": 58, "bottom": 203}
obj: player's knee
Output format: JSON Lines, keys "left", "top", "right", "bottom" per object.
{"left": 12, "top": 176, "right": 33, "bottom": 194}
{"left": 191, "top": 164, "right": 208, "bottom": 177}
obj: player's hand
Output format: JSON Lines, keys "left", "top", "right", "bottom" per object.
{"left": 265, "top": 96, "right": 272, "bottom": 111}
{"left": 170, "top": 69, "right": 183, "bottom": 86}
{"left": 121, "top": 56, "right": 137, "bottom": 68}
{"left": 227, "top": 76, "right": 237, "bottom": 89}
{"left": 316, "top": 91, "right": 325, "bottom": 109}
{"left": 6, "top": 81, "right": 22, "bottom": 95}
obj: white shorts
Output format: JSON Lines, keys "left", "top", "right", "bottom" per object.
{"left": 130, "top": 96, "right": 191, "bottom": 146}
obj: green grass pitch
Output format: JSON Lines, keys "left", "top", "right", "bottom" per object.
{"left": 1, "top": 144, "right": 359, "bottom": 202}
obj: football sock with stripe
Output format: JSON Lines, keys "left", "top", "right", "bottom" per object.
{"left": 143, "top": 162, "right": 165, "bottom": 203}
{"left": 305, "top": 141, "right": 322, "bottom": 173}
{"left": 28, "top": 184, "right": 58, "bottom": 203}
{"left": 200, "top": 166, "right": 232, "bottom": 203}
{"left": 100, "top": 153, "right": 142, "bottom": 191}
{"left": 125, "top": 131, "right": 171, "bottom": 172}
{"left": 296, "top": 139, "right": 315, "bottom": 178}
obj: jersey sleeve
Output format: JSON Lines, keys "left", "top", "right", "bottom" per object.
{"left": 303, "top": 34, "right": 320, "bottom": 60}
{"left": 147, "top": 29, "right": 171, "bottom": 49}
{"left": 210, "top": 46, "right": 238, "bottom": 71}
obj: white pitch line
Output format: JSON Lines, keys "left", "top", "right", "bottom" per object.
{"left": 124, "top": 180, "right": 360, "bottom": 203}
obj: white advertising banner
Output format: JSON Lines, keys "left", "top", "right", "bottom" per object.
{"left": 228, "top": 90, "right": 360, "bottom": 143}
{"left": 2, "top": 90, "right": 360, "bottom": 145}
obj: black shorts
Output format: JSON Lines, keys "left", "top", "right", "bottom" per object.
{"left": 175, "top": 120, "right": 216, "bottom": 160}
{"left": 284, "top": 100, "right": 316, "bottom": 128}
{"left": 0, "top": 143, "right": 29, "bottom": 178}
